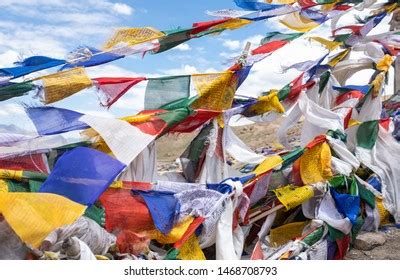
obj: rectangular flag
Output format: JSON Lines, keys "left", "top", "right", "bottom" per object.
{"left": 37, "top": 67, "right": 93, "bottom": 104}
{"left": 144, "top": 75, "right": 191, "bottom": 109}
{"left": 94, "top": 77, "right": 146, "bottom": 108}
{"left": 39, "top": 147, "right": 126, "bottom": 206}
{"left": 103, "top": 27, "right": 165, "bottom": 50}
{"left": 0, "top": 192, "right": 85, "bottom": 248}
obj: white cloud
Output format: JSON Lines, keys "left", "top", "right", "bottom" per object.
{"left": 161, "top": 65, "right": 199, "bottom": 75}
{"left": 0, "top": 50, "right": 20, "bottom": 68}
{"left": 243, "top": 34, "right": 264, "bottom": 49}
{"left": 222, "top": 39, "right": 241, "bottom": 50}
{"left": 0, "top": 0, "right": 136, "bottom": 64}
{"left": 174, "top": 43, "right": 191, "bottom": 51}
{"left": 112, "top": 3, "right": 134, "bottom": 16}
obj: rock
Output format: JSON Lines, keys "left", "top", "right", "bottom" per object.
{"left": 354, "top": 232, "right": 386, "bottom": 251}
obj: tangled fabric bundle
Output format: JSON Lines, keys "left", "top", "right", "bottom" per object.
{"left": 1, "top": 0, "right": 400, "bottom": 261}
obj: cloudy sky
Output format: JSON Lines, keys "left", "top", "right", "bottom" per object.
{"left": 0, "top": 0, "right": 393, "bottom": 122}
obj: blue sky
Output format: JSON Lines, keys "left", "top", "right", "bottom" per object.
{"left": 0, "top": 0, "right": 393, "bottom": 125}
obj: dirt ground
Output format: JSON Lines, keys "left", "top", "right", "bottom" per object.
{"left": 346, "top": 227, "right": 400, "bottom": 260}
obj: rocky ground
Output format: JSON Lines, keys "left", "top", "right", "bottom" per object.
{"left": 346, "top": 227, "right": 400, "bottom": 260}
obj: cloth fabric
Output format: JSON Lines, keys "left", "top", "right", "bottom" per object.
{"left": 0, "top": 56, "right": 65, "bottom": 79}
{"left": 177, "top": 234, "right": 206, "bottom": 260}
{"left": 39, "top": 147, "right": 125, "bottom": 206}
{"left": 330, "top": 188, "right": 360, "bottom": 225}
{"left": 94, "top": 77, "right": 146, "bottom": 108}
{"left": 355, "top": 123, "right": 400, "bottom": 222}
{"left": 225, "top": 125, "right": 266, "bottom": 164}
{"left": 100, "top": 188, "right": 155, "bottom": 233}
{"left": 118, "top": 142, "right": 157, "bottom": 182}
{"left": 0, "top": 82, "right": 35, "bottom": 101}
{"left": 103, "top": 27, "right": 165, "bottom": 50}
{"left": 38, "top": 67, "right": 93, "bottom": 104}
{"left": 274, "top": 185, "right": 314, "bottom": 211}
{"left": 145, "top": 76, "right": 190, "bottom": 110}
{"left": 61, "top": 46, "right": 123, "bottom": 71}
{"left": 316, "top": 191, "right": 352, "bottom": 235}
{"left": 132, "top": 190, "right": 180, "bottom": 235}
{"left": 280, "top": 11, "right": 320, "bottom": 32}
{"left": 299, "top": 141, "right": 333, "bottom": 184}
{"left": 26, "top": 106, "right": 87, "bottom": 136}
{"left": 43, "top": 216, "right": 116, "bottom": 255}
{"left": 0, "top": 192, "right": 86, "bottom": 248}
{"left": 80, "top": 115, "right": 159, "bottom": 165}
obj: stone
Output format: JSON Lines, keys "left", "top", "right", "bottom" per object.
{"left": 354, "top": 232, "right": 386, "bottom": 251}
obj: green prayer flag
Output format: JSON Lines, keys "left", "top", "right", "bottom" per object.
{"left": 0, "top": 82, "right": 35, "bottom": 101}
{"left": 145, "top": 76, "right": 191, "bottom": 110}
{"left": 356, "top": 120, "right": 379, "bottom": 149}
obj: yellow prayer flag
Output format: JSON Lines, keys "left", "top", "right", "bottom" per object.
{"left": 376, "top": 54, "right": 393, "bottom": 72}
{"left": 191, "top": 72, "right": 236, "bottom": 111}
{"left": 0, "top": 169, "right": 23, "bottom": 180}
{"left": 321, "top": 1, "right": 341, "bottom": 11}
{"left": 273, "top": 185, "right": 314, "bottom": 211}
{"left": 371, "top": 72, "right": 385, "bottom": 97}
{"left": 280, "top": 12, "right": 320, "bottom": 32}
{"left": 103, "top": 27, "right": 165, "bottom": 50}
{"left": 0, "top": 179, "right": 8, "bottom": 193}
{"left": 327, "top": 49, "right": 350, "bottom": 67}
{"left": 253, "top": 155, "right": 283, "bottom": 176}
{"left": 109, "top": 181, "right": 124, "bottom": 189}
{"left": 178, "top": 234, "right": 206, "bottom": 260}
{"left": 149, "top": 216, "right": 194, "bottom": 244}
{"left": 38, "top": 67, "right": 93, "bottom": 104}
{"left": 269, "top": 221, "right": 308, "bottom": 247}
{"left": 347, "top": 119, "right": 361, "bottom": 128}
{"left": 309, "top": 36, "right": 343, "bottom": 51}
{"left": 122, "top": 114, "right": 153, "bottom": 123}
{"left": 248, "top": 90, "right": 285, "bottom": 115}
{"left": 212, "top": 18, "right": 252, "bottom": 30}
{"left": 300, "top": 142, "right": 333, "bottom": 184}
{"left": 0, "top": 192, "right": 86, "bottom": 248}
{"left": 376, "top": 197, "right": 390, "bottom": 226}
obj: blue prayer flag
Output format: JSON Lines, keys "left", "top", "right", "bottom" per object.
{"left": 333, "top": 85, "right": 371, "bottom": 95}
{"left": 132, "top": 190, "right": 180, "bottom": 235}
{"left": 26, "top": 106, "right": 89, "bottom": 135}
{"left": 39, "top": 147, "right": 126, "bottom": 206}
{"left": 60, "top": 47, "right": 123, "bottom": 71}
{"left": 331, "top": 188, "right": 360, "bottom": 225}
{"left": 0, "top": 56, "right": 65, "bottom": 79}
{"left": 234, "top": 0, "right": 282, "bottom": 11}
